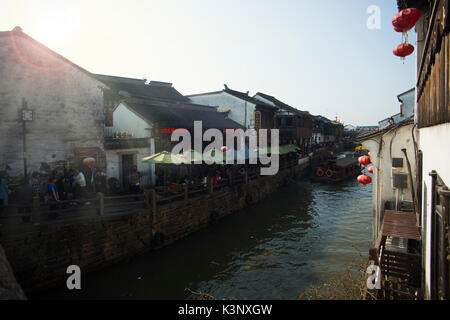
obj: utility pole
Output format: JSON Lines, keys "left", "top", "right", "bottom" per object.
{"left": 21, "top": 99, "right": 33, "bottom": 181}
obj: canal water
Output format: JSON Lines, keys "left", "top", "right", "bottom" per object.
{"left": 38, "top": 158, "right": 373, "bottom": 300}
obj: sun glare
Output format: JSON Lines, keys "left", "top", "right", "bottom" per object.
{"left": 32, "top": 0, "right": 81, "bottom": 47}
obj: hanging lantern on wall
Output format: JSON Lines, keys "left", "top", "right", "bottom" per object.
{"left": 368, "top": 166, "right": 374, "bottom": 174}
{"left": 358, "top": 155, "right": 372, "bottom": 167}
{"left": 221, "top": 146, "right": 228, "bottom": 152}
{"left": 357, "top": 174, "right": 372, "bottom": 185}
{"left": 82, "top": 157, "right": 95, "bottom": 167}
{"left": 394, "top": 43, "right": 415, "bottom": 58}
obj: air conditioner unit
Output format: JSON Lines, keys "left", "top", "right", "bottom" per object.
{"left": 392, "top": 172, "right": 408, "bottom": 189}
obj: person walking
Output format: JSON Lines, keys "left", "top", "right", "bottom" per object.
{"left": 56, "top": 175, "right": 70, "bottom": 208}
{"left": 128, "top": 166, "right": 141, "bottom": 200}
{"left": 29, "top": 171, "right": 42, "bottom": 200}
{"left": 94, "top": 170, "right": 107, "bottom": 194}
{"left": 47, "top": 177, "right": 60, "bottom": 213}
{"left": 15, "top": 179, "right": 33, "bottom": 223}
{"left": 0, "top": 177, "right": 12, "bottom": 214}
{"left": 73, "top": 169, "right": 88, "bottom": 204}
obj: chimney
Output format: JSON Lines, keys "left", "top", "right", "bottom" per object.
{"left": 12, "top": 26, "right": 23, "bottom": 33}
{"left": 224, "top": 84, "right": 229, "bottom": 90}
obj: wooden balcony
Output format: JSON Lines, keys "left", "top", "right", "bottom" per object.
{"left": 369, "top": 210, "right": 423, "bottom": 300}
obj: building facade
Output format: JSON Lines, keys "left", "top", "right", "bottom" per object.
{"left": 253, "top": 92, "right": 313, "bottom": 148}
{"left": 0, "top": 27, "right": 108, "bottom": 183}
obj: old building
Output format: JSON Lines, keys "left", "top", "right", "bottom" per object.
{"left": 253, "top": 92, "right": 313, "bottom": 148}
{"left": 0, "top": 27, "right": 108, "bottom": 182}
{"left": 360, "top": 0, "right": 450, "bottom": 300}
{"left": 186, "top": 85, "right": 277, "bottom": 132}
{"left": 379, "top": 88, "right": 415, "bottom": 129}
{"left": 312, "top": 116, "right": 338, "bottom": 144}
{"left": 95, "top": 75, "right": 242, "bottom": 189}
{"left": 407, "top": 0, "right": 450, "bottom": 300}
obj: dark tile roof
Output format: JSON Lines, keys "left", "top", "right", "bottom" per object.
{"left": 1, "top": 27, "right": 99, "bottom": 80}
{"left": 187, "top": 86, "right": 278, "bottom": 111}
{"left": 312, "top": 115, "right": 332, "bottom": 123}
{"left": 125, "top": 100, "right": 244, "bottom": 130}
{"left": 255, "top": 92, "right": 309, "bottom": 116}
{"left": 224, "top": 87, "right": 277, "bottom": 110}
{"left": 94, "top": 74, "right": 190, "bottom": 102}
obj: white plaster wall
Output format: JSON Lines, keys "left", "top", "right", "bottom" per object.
{"left": 0, "top": 33, "right": 107, "bottom": 177}
{"left": 312, "top": 132, "right": 324, "bottom": 142}
{"left": 361, "top": 123, "right": 416, "bottom": 244}
{"left": 106, "top": 147, "right": 152, "bottom": 187}
{"left": 104, "top": 102, "right": 151, "bottom": 138}
{"left": 418, "top": 122, "right": 450, "bottom": 298}
{"left": 189, "top": 92, "right": 256, "bottom": 129}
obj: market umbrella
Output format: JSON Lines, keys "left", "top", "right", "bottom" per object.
{"left": 141, "top": 151, "right": 186, "bottom": 164}
{"left": 225, "top": 148, "right": 259, "bottom": 161}
{"left": 180, "top": 149, "right": 204, "bottom": 163}
{"left": 280, "top": 144, "right": 300, "bottom": 155}
{"left": 203, "top": 148, "right": 226, "bottom": 163}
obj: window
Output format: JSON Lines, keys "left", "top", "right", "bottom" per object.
{"left": 254, "top": 111, "right": 262, "bottom": 130}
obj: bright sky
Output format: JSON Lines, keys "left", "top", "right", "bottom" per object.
{"left": 2, "top": 0, "right": 416, "bottom": 126}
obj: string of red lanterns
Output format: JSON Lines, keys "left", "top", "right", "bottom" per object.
{"left": 357, "top": 153, "right": 373, "bottom": 186}
{"left": 392, "top": 8, "right": 421, "bottom": 60}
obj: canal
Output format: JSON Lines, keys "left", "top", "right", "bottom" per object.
{"left": 38, "top": 160, "right": 373, "bottom": 300}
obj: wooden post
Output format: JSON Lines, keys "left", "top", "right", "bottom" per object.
{"left": 31, "top": 196, "right": 40, "bottom": 223}
{"left": 151, "top": 189, "right": 156, "bottom": 215}
{"left": 97, "top": 192, "right": 104, "bottom": 217}
{"left": 144, "top": 189, "right": 150, "bottom": 209}
{"left": 184, "top": 184, "right": 188, "bottom": 201}
{"left": 208, "top": 177, "right": 213, "bottom": 195}
{"left": 244, "top": 169, "right": 248, "bottom": 185}
{"left": 228, "top": 171, "right": 233, "bottom": 186}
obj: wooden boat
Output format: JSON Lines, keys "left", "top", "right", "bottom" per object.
{"left": 312, "top": 157, "right": 362, "bottom": 184}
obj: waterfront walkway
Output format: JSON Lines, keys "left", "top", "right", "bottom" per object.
{"left": 0, "top": 158, "right": 303, "bottom": 227}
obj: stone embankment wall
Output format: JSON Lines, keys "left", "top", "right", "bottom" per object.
{"left": 0, "top": 162, "right": 309, "bottom": 294}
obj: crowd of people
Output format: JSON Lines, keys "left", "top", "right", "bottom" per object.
{"left": 0, "top": 167, "right": 110, "bottom": 215}
{"left": 0, "top": 143, "right": 339, "bottom": 217}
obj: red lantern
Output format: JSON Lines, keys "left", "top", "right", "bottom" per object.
{"left": 357, "top": 174, "right": 372, "bottom": 185}
{"left": 83, "top": 157, "right": 95, "bottom": 167}
{"left": 392, "top": 8, "right": 421, "bottom": 32}
{"left": 368, "top": 166, "right": 374, "bottom": 174}
{"left": 394, "top": 25, "right": 404, "bottom": 33}
{"left": 221, "top": 146, "right": 228, "bottom": 152}
{"left": 394, "top": 43, "right": 414, "bottom": 58}
{"left": 358, "top": 155, "right": 372, "bottom": 167}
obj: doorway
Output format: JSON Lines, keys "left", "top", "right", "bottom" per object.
{"left": 121, "top": 154, "right": 135, "bottom": 191}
